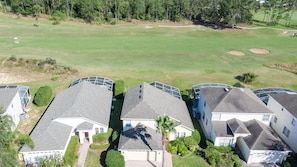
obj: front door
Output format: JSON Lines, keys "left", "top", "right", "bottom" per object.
{"left": 84, "top": 132, "right": 89, "bottom": 141}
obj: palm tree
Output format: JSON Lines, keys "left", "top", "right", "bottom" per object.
{"left": 155, "top": 115, "right": 176, "bottom": 146}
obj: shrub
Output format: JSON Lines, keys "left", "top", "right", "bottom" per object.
{"left": 8, "top": 55, "right": 17, "bottom": 62}
{"left": 51, "top": 76, "right": 59, "bottom": 81}
{"left": 63, "top": 136, "right": 79, "bottom": 166}
{"left": 33, "top": 86, "right": 52, "bottom": 106}
{"left": 233, "top": 82, "right": 244, "bottom": 88}
{"left": 182, "top": 136, "right": 197, "bottom": 150}
{"left": 178, "top": 143, "right": 189, "bottom": 156}
{"left": 105, "top": 150, "right": 124, "bottom": 167}
{"left": 191, "top": 130, "right": 201, "bottom": 145}
{"left": 168, "top": 142, "right": 177, "bottom": 154}
{"left": 112, "top": 130, "right": 119, "bottom": 142}
{"left": 16, "top": 134, "right": 34, "bottom": 149}
{"left": 114, "top": 80, "right": 125, "bottom": 97}
{"left": 236, "top": 72, "right": 258, "bottom": 84}
{"left": 93, "top": 128, "right": 113, "bottom": 142}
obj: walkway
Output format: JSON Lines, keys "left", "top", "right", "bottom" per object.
{"left": 77, "top": 139, "right": 90, "bottom": 167}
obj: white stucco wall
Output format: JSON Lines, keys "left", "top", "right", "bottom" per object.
{"left": 121, "top": 150, "right": 162, "bottom": 162}
{"left": 214, "top": 137, "right": 234, "bottom": 146}
{"left": 268, "top": 96, "right": 297, "bottom": 152}
{"left": 4, "top": 91, "right": 23, "bottom": 130}
{"left": 169, "top": 125, "right": 193, "bottom": 141}
{"left": 213, "top": 112, "right": 273, "bottom": 125}
{"left": 21, "top": 150, "right": 64, "bottom": 165}
{"left": 237, "top": 137, "right": 251, "bottom": 163}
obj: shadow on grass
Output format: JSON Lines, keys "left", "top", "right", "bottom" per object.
{"left": 99, "top": 150, "right": 107, "bottom": 167}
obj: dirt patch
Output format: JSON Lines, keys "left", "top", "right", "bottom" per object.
{"left": 249, "top": 48, "right": 270, "bottom": 54}
{"left": 227, "top": 51, "right": 245, "bottom": 56}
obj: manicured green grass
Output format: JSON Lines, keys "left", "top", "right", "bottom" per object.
{"left": 172, "top": 154, "right": 210, "bottom": 167}
{"left": 85, "top": 151, "right": 103, "bottom": 167}
{"left": 1, "top": 13, "right": 297, "bottom": 90}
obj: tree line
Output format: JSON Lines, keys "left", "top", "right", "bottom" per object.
{"left": 1, "top": 0, "right": 296, "bottom": 26}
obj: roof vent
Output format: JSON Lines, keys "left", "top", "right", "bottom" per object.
{"left": 239, "top": 88, "right": 244, "bottom": 92}
{"left": 139, "top": 95, "right": 142, "bottom": 99}
{"left": 224, "top": 88, "right": 229, "bottom": 92}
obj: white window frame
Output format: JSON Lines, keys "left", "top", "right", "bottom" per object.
{"left": 291, "top": 118, "right": 296, "bottom": 126}
{"left": 282, "top": 126, "right": 290, "bottom": 138}
{"left": 262, "top": 114, "right": 270, "bottom": 121}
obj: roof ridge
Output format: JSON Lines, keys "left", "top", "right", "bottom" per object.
{"left": 212, "top": 88, "right": 232, "bottom": 111}
{"left": 249, "top": 120, "right": 264, "bottom": 149}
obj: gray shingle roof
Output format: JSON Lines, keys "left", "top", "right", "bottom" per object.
{"left": 121, "top": 82, "right": 194, "bottom": 130}
{"left": 201, "top": 88, "right": 272, "bottom": 113}
{"left": 77, "top": 121, "right": 94, "bottom": 130}
{"left": 118, "top": 124, "right": 162, "bottom": 150}
{"left": 212, "top": 121, "right": 233, "bottom": 137}
{"left": 227, "top": 118, "right": 250, "bottom": 134}
{"left": 20, "top": 81, "right": 112, "bottom": 152}
{"left": 0, "top": 88, "right": 18, "bottom": 110}
{"left": 243, "top": 119, "right": 289, "bottom": 151}
{"left": 269, "top": 94, "right": 297, "bottom": 118}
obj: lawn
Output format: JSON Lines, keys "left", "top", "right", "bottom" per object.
{"left": 0, "top": 13, "right": 297, "bottom": 90}
{"left": 172, "top": 154, "right": 210, "bottom": 167}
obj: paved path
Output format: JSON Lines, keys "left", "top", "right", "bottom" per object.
{"left": 163, "top": 150, "right": 173, "bottom": 167}
{"left": 77, "top": 139, "right": 90, "bottom": 167}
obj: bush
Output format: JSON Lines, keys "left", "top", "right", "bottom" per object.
{"left": 16, "top": 134, "right": 34, "bottom": 149}
{"left": 93, "top": 128, "right": 113, "bottom": 142}
{"left": 114, "top": 80, "right": 125, "bottom": 97}
{"left": 63, "top": 136, "right": 79, "bottom": 166}
{"left": 33, "top": 86, "right": 52, "bottom": 106}
{"left": 112, "top": 130, "right": 119, "bottom": 142}
{"left": 191, "top": 130, "right": 201, "bottom": 145}
{"left": 8, "top": 55, "right": 17, "bottom": 62}
{"left": 105, "top": 150, "right": 124, "bottom": 167}
{"left": 168, "top": 142, "right": 177, "bottom": 154}
{"left": 236, "top": 72, "right": 258, "bottom": 84}
{"left": 233, "top": 82, "right": 244, "bottom": 88}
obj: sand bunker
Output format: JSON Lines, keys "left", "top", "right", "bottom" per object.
{"left": 227, "top": 51, "right": 245, "bottom": 56}
{"left": 249, "top": 48, "right": 270, "bottom": 54}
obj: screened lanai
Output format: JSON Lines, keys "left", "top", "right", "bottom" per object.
{"left": 0, "top": 85, "right": 31, "bottom": 108}
{"left": 70, "top": 76, "right": 113, "bottom": 91}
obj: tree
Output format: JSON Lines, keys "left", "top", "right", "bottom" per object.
{"left": 155, "top": 115, "right": 176, "bottom": 146}
{"left": 0, "top": 107, "right": 18, "bottom": 167}
{"left": 105, "top": 150, "right": 124, "bottom": 167}
{"left": 33, "top": 86, "right": 53, "bottom": 106}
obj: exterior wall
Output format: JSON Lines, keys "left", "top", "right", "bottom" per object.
{"left": 248, "top": 150, "right": 289, "bottom": 164}
{"left": 4, "top": 91, "right": 23, "bottom": 130}
{"left": 237, "top": 137, "right": 251, "bottom": 163}
{"left": 213, "top": 112, "right": 273, "bottom": 126}
{"left": 268, "top": 96, "right": 297, "bottom": 152}
{"left": 21, "top": 150, "right": 64, "bottom": 165}
{"left": 169, "top": 125, "right": 193, "bottom": 141}
{"left": 121, "top": 150, "right": 162, "bottom": 162}
{"left": 200, "top": 103, "right": 213, "bottom": 139}
{"left": 237, "top": 137, "right": 289, "bottom": 164}
{"left": 214, "top": 137, "right": 234, "bottom": 146}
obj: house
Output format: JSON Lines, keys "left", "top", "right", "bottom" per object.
{"left": 0, "top": 85, "right": 31, "bottom": 130}
{"left": 237, "top": 119, "right": 290, "bottom": 164}
{"left": 195, "top": 87, "right": 289, "bottom": 164}
{"left": 19, "top": 80, "right": 113, "bottom": 165}
{"left": 267, "top": 94, "right": 297, "bottom": 152}
{"left": 118, "top": 82, "right": 194, "bottom": 163}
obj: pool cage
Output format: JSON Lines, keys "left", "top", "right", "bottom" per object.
{"left": 0, "top": 85, "right": 31, "bottom": 108}
{"left": 70, "top": 76, "right": 114, "bottom": 91}
{"left": 150, "top": 81, "right": 182, "bottom": 99}
{"left": 253, "top": 87, "right": 297, "bottom": 104}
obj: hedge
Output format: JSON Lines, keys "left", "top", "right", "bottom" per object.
{"left": 105, "top": 150, "right": 124, "bottom": 167}
{"left": 33, "top": 86, "right": 52, "bottom": 106}
{"left": 63, "top": 136, "right": 79, "bottom": 166}
{"left": 93, "top": 128, "right": 113, "bottom": 142}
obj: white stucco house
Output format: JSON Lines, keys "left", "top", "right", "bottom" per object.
{"left": 118, "top": 82, "right": 194, "bottom": 163}
{"left": 0, "top": 85, "right": 31, "bottom": 131}
{"left": 194, "top": 87, "right": 290, "bottom": 164}
{"left": 19, "top": 79, "right": 113, "bottom": 165}
{"left": 267, "top": 94, "right": 297, "bottom": 152}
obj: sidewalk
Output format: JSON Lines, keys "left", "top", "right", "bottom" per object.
{"left": 77, "top": 139, "right": 90, "bottom": 167}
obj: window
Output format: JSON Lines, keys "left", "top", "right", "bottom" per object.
{"left": 175, "top": 132, "right": 186, "bottom": 138}
{"left": 202, "top": 112, "right": 205, "bottom": 120}
{"left": 292, "top": 118, "right": 296, "bottom": 126}
{"left": 206, "top": 118, "right": 208, "bottom": 126}
{"left": 100, "top": 127, "right": 104, "bottom": 133}
{"left": 262, "top": 114, "right": 270, "bottom": 121}
{"left": 282, "top": 126, "right": 290, "bottom": 138}
{"left": 274, "top": 117, "right": 278, "bottom": 124}
{"left": 126, "top": 120, "right": 131, "bottom": 127}
{"left": 95, "top": 128, "right": 99, "bottom": 134}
